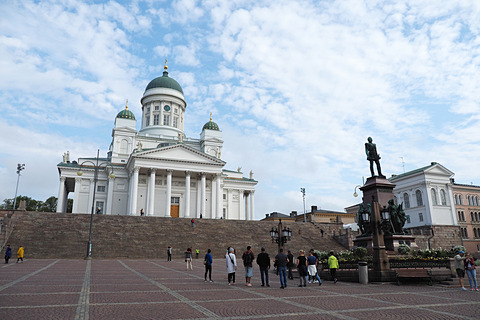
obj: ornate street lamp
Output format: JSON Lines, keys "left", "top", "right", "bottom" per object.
{"left": 270, "top": 219, "right": 292, "bottom": 252}
{"left": 13, "top": 163, "right": 25, "bottom": 210}
{"left": 353, "top": 185, "right": 362, "bottom": 198}
{"left": 76, "top": 149, "right": 115, "bottom": 259}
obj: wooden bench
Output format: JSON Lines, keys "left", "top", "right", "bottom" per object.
{"left": 396, "top": 269, "right": 433, "bottom": 286}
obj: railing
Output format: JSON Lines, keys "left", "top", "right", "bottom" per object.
{"left": 320, "top": 259, "right": 451, "bottom": 270}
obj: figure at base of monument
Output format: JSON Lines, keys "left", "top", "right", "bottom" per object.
{"left": 365, "top": 137, "right": 385, "bottom": 178}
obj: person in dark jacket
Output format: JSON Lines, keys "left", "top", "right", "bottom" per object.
{"left": 287, "top": 250, "right": 294, "bottom": 280}
{"left": 256, "top": 247, "right": 271, "bottom": 287}
{"left": 204, "top": 249, "right": 213, "bottom": 282}
{"left": 4, "top": 244, "right": 12, "bottom": 264}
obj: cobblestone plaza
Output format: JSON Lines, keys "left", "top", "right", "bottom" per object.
{"left": 1, "top": 259, "right": 480, "bottom": 319}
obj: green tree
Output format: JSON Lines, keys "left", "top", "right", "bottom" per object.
{"left": 37, "top": 196, "right": 57, "bottom": 212}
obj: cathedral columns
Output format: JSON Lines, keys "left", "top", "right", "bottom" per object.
{"left": 130, "top": 167, "right": 139, "bottom": 215}
{"left": 184, "top": 171, "right": 191, "bottom": 218}
{"left": 165, "top": 169, "right": 172, "bottom": 217}
{"left": 105, "top": 174, "right": 114, "bottom": 215}
{"left": 88, "top": 179, "right": 95, "bottom": 213}
{"left": 56, "top": 177, "right": 66, "bottom": 213}
{"left": 216, "top": 173, "right": 222, "bottom": 219}
{"left": 239, "top": 189, "right": 245, "bottom": 220}
{"left": 226, "top": 189, "right": 232, "bottom": 220}
{"left": 147, "top": 169, "right": 156, "bottom": 216}
{"left": 72, "top": 178, "right": 82, "bottom": 213}
{"left": 249, "top": 191, "right": 255, "bottom": 220}
{"left": 200, "top": 173, "right": 206, "bottom": 218}
{"left": 245, "top": 192, "right": 250, "bottom": 220}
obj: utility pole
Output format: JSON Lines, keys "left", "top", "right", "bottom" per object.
{"left": 13, "top": 163, "right": 25, "bottom": 210}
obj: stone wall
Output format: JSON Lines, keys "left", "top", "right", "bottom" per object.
{"left": 405, "top": 225, "right": 462, "bottom": 250}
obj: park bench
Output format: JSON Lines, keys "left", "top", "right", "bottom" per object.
{"left": 395, "top": 268, "right": 432, "bottom": 286}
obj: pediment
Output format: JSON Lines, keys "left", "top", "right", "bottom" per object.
{"left": 135, "top": 144, "right": 225, "bottom": 165}
{"left": 425, "top": 163, "right": 454, "bottom": 177}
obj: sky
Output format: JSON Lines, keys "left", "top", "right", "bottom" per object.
{"left": 1, "top": 0, "right": 480, "bottom": 219}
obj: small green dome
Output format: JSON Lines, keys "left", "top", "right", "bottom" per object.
{"left": 145, "top": 71, "right": 184, "bottom": 94}
{"left": 116, "top": 107, "right": 135, "bottom": 120}
{"left": 203, "top": 120, "right": 220, "bottom": 131}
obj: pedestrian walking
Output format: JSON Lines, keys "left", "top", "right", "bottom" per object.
{"left": 226, "top": 247, "right": 237, "bottom": 285}
{"left": 275, "top": 248, "right": 289, "bottom": 288}
{"left": 464, "top": 252, "right": 478, "bottom": 291}
{"left": 328, "top": 250, "right": 339, "bottom": 283}
{"left": 204, "top": 249, "right": 213, "bottom": 282}
{"left": 167, "top": 246, "right": 172, "bottom": 261}
{"left": 296, "top": 250, "right": 308, "bottom": 287}
{"left": 191, "top": 219, "right": 195, "bottom": 227}
{"left": 455, "top": 250, "right": 467, "bottom": 290}
{"left": 242, "top": 246, "right": 255, "bottom": 286}
{"left": 140, "top": 208, "right": 145, "bottom": 216}
{"left": 306, "top": 251, "right": 322, "bottom": 285}
{"left": 256, "top": 247, "right": 271, "bottom": 287}
{"left": 185, "top": 248, "right": 193, "bottom": 270}
{"left": 287, "top": 250, "right": 294, "bottom": 280}
{"left": 196, "top": 248, "right": 200, "bottom": 259}
{"left": 4, "top": 244, "right": 12, "bottom": 264}
{"left": 16, "top": 245, "right": 24, "bottom": 263}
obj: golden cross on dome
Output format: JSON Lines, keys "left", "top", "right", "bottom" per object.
{"left": 125, "top": 99, "right": 128, "bottom": 110}
{"left": 164, "top": 59, "right": 168, "bottom": 72}
{"left": 210, "top": 112, "right": 212, "bottom": 121}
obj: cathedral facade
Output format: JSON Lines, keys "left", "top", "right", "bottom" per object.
{"left": 56, "top": 65, "right": 257, "bottom": 219}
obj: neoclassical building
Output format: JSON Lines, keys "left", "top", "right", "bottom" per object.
{"left": 56, "top": 63, "right": 257, "bottom": 219}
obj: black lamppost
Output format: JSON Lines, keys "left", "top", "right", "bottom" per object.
{"left": 13, "top": 163, "right": 25, "bottom": 210}
{"left": 76, "top": 149, "right": 115, "bottom": 259}
{"left": 300, "top": 188, "right": 306, "bottom": 222}
{"left": 270, "top": 219, "right": 292, "bottom": 252}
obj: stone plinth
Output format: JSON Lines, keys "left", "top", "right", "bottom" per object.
{"left": 360, "top": 176, "right": 396, "bottom": 207}
{"left": 384, "top": 234, "right": 418, "bottom": 253}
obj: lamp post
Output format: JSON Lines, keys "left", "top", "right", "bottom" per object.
{"left": 270, "top": 219, "right": 292, "bottom": 252}
{"left": 77, "top": 149, "right": 115, "bottom": 259}
{"left": 13, "top": 163, "right": 25, "bottom": 210}
{"left": 300, "top": 188, "right": 306, "bottom": 222}
{"left": 353, "top": 185, "right": 362, "bottom": 198}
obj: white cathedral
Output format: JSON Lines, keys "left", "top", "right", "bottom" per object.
{"left": 56, "top": 63, "right": 257, "bottom": 220}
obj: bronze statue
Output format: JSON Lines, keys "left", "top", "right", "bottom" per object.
{"left": 387, "top": 199, "right": 406, "bottom": 234}
{"left": 365, "top": 137, "right": 384, "bottom": 178}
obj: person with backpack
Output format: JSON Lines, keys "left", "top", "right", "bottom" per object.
{"left": 306, "top": 251, "right": 322, "bottom": 285}
{"left": 242, "top": 246, "right": 255, "bottom": 286}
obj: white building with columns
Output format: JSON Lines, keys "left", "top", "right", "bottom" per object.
{"left": 56, "top": 64, "right": 257, "bottom": 219}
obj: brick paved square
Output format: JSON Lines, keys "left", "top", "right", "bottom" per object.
{"left": 289, "top": 294, "right": 392, "bottom": 311}
{"left": 90, "top": 291, "right": 180, "bottom": 303}
{"left": 339, "top": 307, "right": 467, "bottom": 320}
{"left": 0, "top": 293, "right": 79, "bottom": 307}
{"left": 90, "top": 302, "right": 207, "bottom": 319}
{"left": 0, "top": 305, "right": 77, "bottom": 320}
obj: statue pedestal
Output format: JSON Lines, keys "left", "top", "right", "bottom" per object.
{"left": 384, "top": 234, "right": 418, "bottom": 253}
{"left": 360, "top": 176, "right": 396, "bottom": 205}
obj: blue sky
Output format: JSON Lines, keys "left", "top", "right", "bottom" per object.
{"left": 1, "top": 0, "right": 480, "bottom": 218}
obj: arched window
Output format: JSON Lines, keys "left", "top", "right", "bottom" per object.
{"left": 468, "top": 196, "right": 472, "bottom": 206}
{"left": 459, "top": 195, "right": 463, "bottom": 205}
{"left": 120, "top": 139, "right": 128, "bottom": 154}
{"left": 440, "top": 189, "right": 447, "bottom": 205}
{"left": 474, "top": 228, "right": 478, "bottom": 238}
{"left": 454, "top": 194, "right": 458, "bottom": 205}
{"left": 471, "top": 212, "right": 474, "bottom": 222}
{"left": 431, "top": 189, "right": 438, "bottom": 205}
{"left": 476, "top": 196, "right": 479, "bottom": 207}
{"left": 476, "top": 212, "right": 479, "bottom": 222}
{"left": 416, "top": 190, "right": 423, "bottom": 206}
{"left": 403, "top": 193, "right": 410, "bottom": 209}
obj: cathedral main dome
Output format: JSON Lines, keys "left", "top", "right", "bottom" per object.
{"left": 145, "top": 71, "right": 183, "bottom": 94}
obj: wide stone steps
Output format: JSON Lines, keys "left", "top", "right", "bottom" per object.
{"left": 4, "top": 211, "right": 346, "bottom": 259}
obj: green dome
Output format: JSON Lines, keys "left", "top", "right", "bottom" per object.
{"left": 116, "top": 108, "right": 135, "bottom": 120}
{"left": 145, "top": 71, "right": 184, "bottom": 94}
{"left": 203, "top": 120, "right": 220, "bottom": 131}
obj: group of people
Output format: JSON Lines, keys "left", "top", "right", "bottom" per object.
{"left": 455, "top": 250, "right": 478, "bottom": 291}
{"left": 224, "top": 246, "right": 339, "bottom": 288}
{"left": 4, "top": 244, "right": 24, "bottom": 264}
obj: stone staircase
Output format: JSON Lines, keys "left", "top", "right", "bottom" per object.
{"left": 2, "top": 211, "right": 346, "bottom": 259}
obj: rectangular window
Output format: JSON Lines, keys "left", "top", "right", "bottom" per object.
{"left": 97, "top": 185, "right": 105, "bottom": 192}
{"left": 223, "top": 194, "right": 226, "bottom": 200}
{"left": 171, "top": 197, "right": 180, "bottom": 204}
{"left": 173, "top": 117, "right": 178, "bottom": 128}
{"left": 419, "top": 212, "right": 423, "bottom": 222}
{"left": 145, "top": 116, "right": 150, "bottom": 126}
{"left": 174, "top": 108, "right": 178, "bottom": 114}
{"left": 153, "top": 114, "right": 159, "bottom": 125}
{"left": 146, "top": 107, "right": 150, "bottom": 113}
{"left": 163, "top": 114, "right": 170, "bottom": 125}
{"left": 155, "top": 105, "right": 159, "bottom": 110}
{"left": 406, "top": 215, "right": 411, "bottom": 224}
